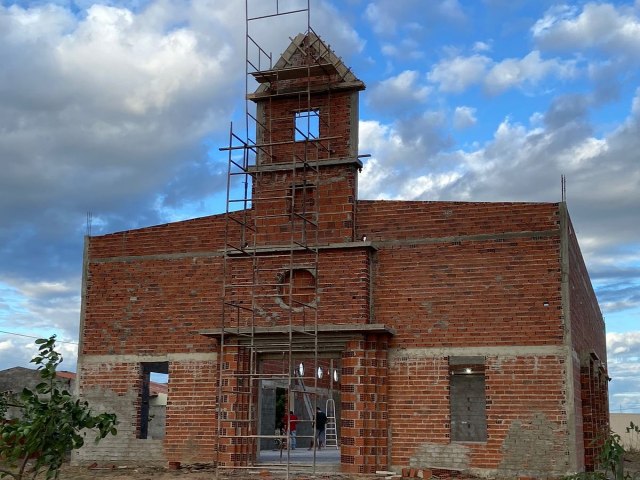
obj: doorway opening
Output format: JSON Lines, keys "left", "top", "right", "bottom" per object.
{"left": 139, "top": 361, "right": 168, "bottom": 440}
{"left": 258, "top": 355, "right": 341, "bottom": 463}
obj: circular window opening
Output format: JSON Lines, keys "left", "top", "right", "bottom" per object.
{"left": 332, "top": 369, "right": 339, "bottom": 383}
{"left": 317, "top": 366, "right": 324, "bottom": 379}
{"left": 275, "top": 268, "right": 317, "bottom": 311}
{"left": 298, "top": 362, "right": 305, "bottom": 376}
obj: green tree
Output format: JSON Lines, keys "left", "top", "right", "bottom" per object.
{"left": 0, "top": 336, "right": 117, "bottom": 480}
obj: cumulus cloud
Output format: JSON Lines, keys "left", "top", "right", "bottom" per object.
{"left": 473, "top": 41, "right": 492, "bottom": 53}
{"left": 368, "top": 70, "right": 431, "bottom": 113}
{"left": 532, "top": 2, "right": 640, "bottom": 57}
{"left": 0, "top": 335, "right": 78, "bottom": 373}
{"left": 609, "top": 331, "right": 640, "bottom": 358}
{"left": 484, "top": 51, "right": 576, "bottom": 95}
{"left": 359, "top": 86, "right": 640, "bottom": 315}
{"left": 428, "top": 54, "right": 492, "bottom": 93}
{"left": 358, "top": 115, "right": 455, "bottom": 199}
{"left": 608, "top": 332, "right": 640, "bottom": 411}
{"left": 364, "top": 0, "right": 466, "bottom": 36}
{"left": 428, "top": 51, "right": 575, "bottom": 95}
{"left": 452, "top": 106, "right": 477, "bottom": 129}
{"left": 0, "top": 0, "right": 364, "bottom": 372}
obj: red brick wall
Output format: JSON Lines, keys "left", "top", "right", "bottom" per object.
{"left": 255, "top": 90, "right": 355, "bottom": 164}
{"left": 357, "top": 201, "right": 560, "bottom": 241}
{"left": 80, "top": 199, "right": 604, "bottom": 476}
{"left": 568, "top": 216, "right": 606, "bottom": 359}
{"left": 372, "top": 237, "right": 563, "bottom": 348}
{"left": 251, "top": 165, "right": 358, "bottom": 245}
{"left": 340, "top": 337, "right": 389, "bottom": 474}
{"left": 82, "top": 255, "right": 221, "bottom": 355}
{"left": 220, "top": 248, "right": 370, "bottom": 329}
{"left": 388, "top": 355, "right": 569, "bottom": 475}
{"left": 565, "top": 213, "right": 608, "bottom": 471}
{"left": 165, "top": 360, "right": 218, "bottom": 463}
{"left": 76, "top": 362, "right": 164, "bottom": 465}
{"left": 88, "top": 214, "right": 229, "bottom": 258}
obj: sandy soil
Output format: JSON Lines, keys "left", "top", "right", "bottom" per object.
{"left": 7, "top": 452, "right": 640, "bottom": 480}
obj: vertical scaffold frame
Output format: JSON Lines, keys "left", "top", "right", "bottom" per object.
{"left": 216, "top": 1, "right": 345, "bottom": 477}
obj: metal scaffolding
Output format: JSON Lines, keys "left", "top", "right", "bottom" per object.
{"left": 215, "top": 1, "right": 346, "bottom": 476}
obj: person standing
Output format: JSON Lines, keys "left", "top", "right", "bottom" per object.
{"left": 282, "top": 410, "right": 298, "bottom": 450}
{"left": 309, "top": 406, "right": 327, "bottom": 450}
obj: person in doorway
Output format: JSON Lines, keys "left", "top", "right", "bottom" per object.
{"left": 282, "top": 410, "right": 298, "bottom": 449}
{"left": 308, "top": 406, "right": 327, "bottom": 450}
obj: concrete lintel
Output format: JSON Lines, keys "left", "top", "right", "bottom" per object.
{"left": 92, "top": 241, "right": 376, "bottom": 263}
{"left": 372, "top": 229, "right": 559, "bottom": 249}
{"left": 227, "top": 240, "right": 377, "bottom": 256}
{"left": 81, "top": 352, "right": 217, "bottom": 365}
{"left": 247, "top": 80, "right": 366, "bottom": 101}
{"left": 388, "top": 345, "right": 567, "bottom": 361}
{"left": 91, "top": 250, "right": 224, "bottom": 264}
{"left": 247, "top": 156, "right": 363, "bottom": 173}
{"left": 200, "top": 323, "right": 395, "bottom": 337}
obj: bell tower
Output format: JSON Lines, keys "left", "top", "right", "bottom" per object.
{"left": 247, "top": 31, "right": 365, "bottom": 246}
{"left": 216, "top": 25, "right": 373, "bottom": 472}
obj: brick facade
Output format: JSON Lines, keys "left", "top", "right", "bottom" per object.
{"left": 76, "top": 32, "right": 607, "bottom": 478}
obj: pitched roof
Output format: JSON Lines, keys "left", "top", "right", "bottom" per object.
{"left": 253, "top": 30, "right": 363, "bottom": 95}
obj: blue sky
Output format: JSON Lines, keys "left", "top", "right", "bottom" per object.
{"left": 0, "top": 0, "right": 638, "bottom": 412}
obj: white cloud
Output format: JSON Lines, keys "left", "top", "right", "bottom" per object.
{"left": 607, "top": 332, "right": 640, "bottom": 412}
{"left": 533, "top": 2, "right": 640, "bottom": 57}
{"left": 428, "top": 54, "right": 491, "bottom": 93}
{"left": 484, "top": 51, "right": 576, "bottom": 94}
{"left": 609, "top": 331, "right": 640, "bottom": 358}
{"left": 368, "top": 70, "right": 431, "bottom": 113}
{"left": 0, "top": 335, "right": 78, "bottom": 373}
{"left": 358, "top": 115, "right": 454, "bottom": 199}
{"left": 364, "top": 3, "right": 397, "bottom": 35}
{"left": 452, "top": 106, "right": 477, "bottom": 129}
{"left": 472, "top": 41, "right": 492, "bottom": 53}
{"left": 364, "top": 0, "right": 467, "bottom": 36}
{"left": 359, "top": 85, "right": 640, "bottom": 281}
{"left": 428, "top": 50, "right": 576, "bottom": 95}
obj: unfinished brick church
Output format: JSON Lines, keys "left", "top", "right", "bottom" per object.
{"left": 76, "top": 29, "right": 608, "bottom": 479}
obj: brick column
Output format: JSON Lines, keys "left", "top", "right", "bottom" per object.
{"left": 581, "top": 355, "right": 609, "bottom": 472}
{"left": 216, "top": 344, "right": 255, "bottom": 467}
{"left": 340, "top": 335, "right": 389, "bottom": 474}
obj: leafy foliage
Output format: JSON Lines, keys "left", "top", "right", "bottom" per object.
{"left": 0, "top": 336, "right": 117, "bottom": 480}
{"left": 563, "top": 423, "right": 640, "bottom": 480}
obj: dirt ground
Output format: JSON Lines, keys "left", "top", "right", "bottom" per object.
{"left": 8, "top": 452, "right": 640, "bottom": 479}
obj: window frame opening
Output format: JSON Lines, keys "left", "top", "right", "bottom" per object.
{"left": 294, "top": 109, "right": 320, "bottom": 141}
{"left": 449, "top": 356, "right": 487, "bottom": 443}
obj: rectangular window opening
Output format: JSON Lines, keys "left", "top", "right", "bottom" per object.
{"left": 294, "top": 109, "right": 320, "bottom": 141}
{"left": 289, "top": 183, "right": 316, "bottom": 217}
{"left": 139, "top": 362, "right": 168, "bottom": 440}
{"left": 449, "top": 356, "right": 487, "bottom": 442}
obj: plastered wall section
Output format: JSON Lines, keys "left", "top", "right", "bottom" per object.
{"left": 73, "top": 362, "right": 164, "bottom": 466}
{"left": 74, "top": 358, "right": 217, "bottom": 466}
